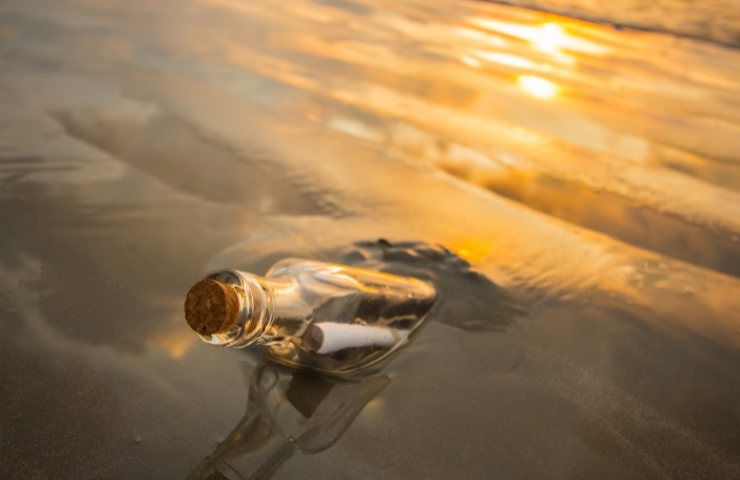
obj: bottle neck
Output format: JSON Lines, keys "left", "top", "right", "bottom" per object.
{"left": 200, "top": 270, "right": 301, "bottom": 348}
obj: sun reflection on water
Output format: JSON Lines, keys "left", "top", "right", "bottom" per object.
{"left": 472, "top": 50, "right": 540, "bottom": 70}
{"left": 186, "top": 0, "right": 740, "bottom": 273}
{"left": 517, "top": 74, "right": 560, "bottom": 99}
{"left": 533, "top": 23, "right": 568, "bottom": 54}
{"left": 469, "top": 18, "right": 608, "bottom": 57}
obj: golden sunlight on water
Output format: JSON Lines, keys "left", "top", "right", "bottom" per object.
{"left": 517, "top": 75, "right": 560, "bottom": 99}
{"left": 183, "top": 0, "right": 740, "bottom": 277}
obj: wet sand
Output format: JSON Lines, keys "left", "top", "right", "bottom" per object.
{"left": 0, "top": 0, "right": 739, "bottom": 478}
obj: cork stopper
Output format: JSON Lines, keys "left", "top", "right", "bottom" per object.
{"left": 184, "top": 278, "right": 241, "bottom": 336}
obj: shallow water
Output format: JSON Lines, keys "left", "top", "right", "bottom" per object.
{"left": 1, "top": 0, "right": 739, "bottom": 478}
{"left": 487, "top": 0, "right": 740, "bottom": 46}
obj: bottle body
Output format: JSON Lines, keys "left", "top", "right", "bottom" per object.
{"left": 189, "top": 259, "right": 437, "bottom": 375}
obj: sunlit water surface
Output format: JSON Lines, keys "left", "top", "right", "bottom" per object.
{"left": 1, "top": 0, "right": 739, "bottom": 479}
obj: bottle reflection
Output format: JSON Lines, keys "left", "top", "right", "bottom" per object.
{"left": 189, "top": 362, "right": 389, "bottom": 480}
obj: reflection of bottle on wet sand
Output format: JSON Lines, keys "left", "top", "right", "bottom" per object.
{"left": 187, "top": 363, "right": 389, "bottom": 480}
{"left": 184, "top": 259, "right": 437, "bottom": 376}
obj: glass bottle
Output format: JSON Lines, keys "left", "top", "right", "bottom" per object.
{"left": 184, "top": 259, "right": 437, "bottom": 376}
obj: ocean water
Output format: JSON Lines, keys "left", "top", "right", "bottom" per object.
{"left": 487, "top": 0, "right": 740, "bottom": 46}
{"left": 0, "top": 0, "right": 738, "bottom": 478}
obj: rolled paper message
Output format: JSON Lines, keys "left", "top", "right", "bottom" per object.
{"left": 303, "top": 322, "right": 407, "bottom": 354}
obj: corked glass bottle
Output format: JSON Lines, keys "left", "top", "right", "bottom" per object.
{"left": 184, "top": 259, "right": 437, "bottom": 376}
